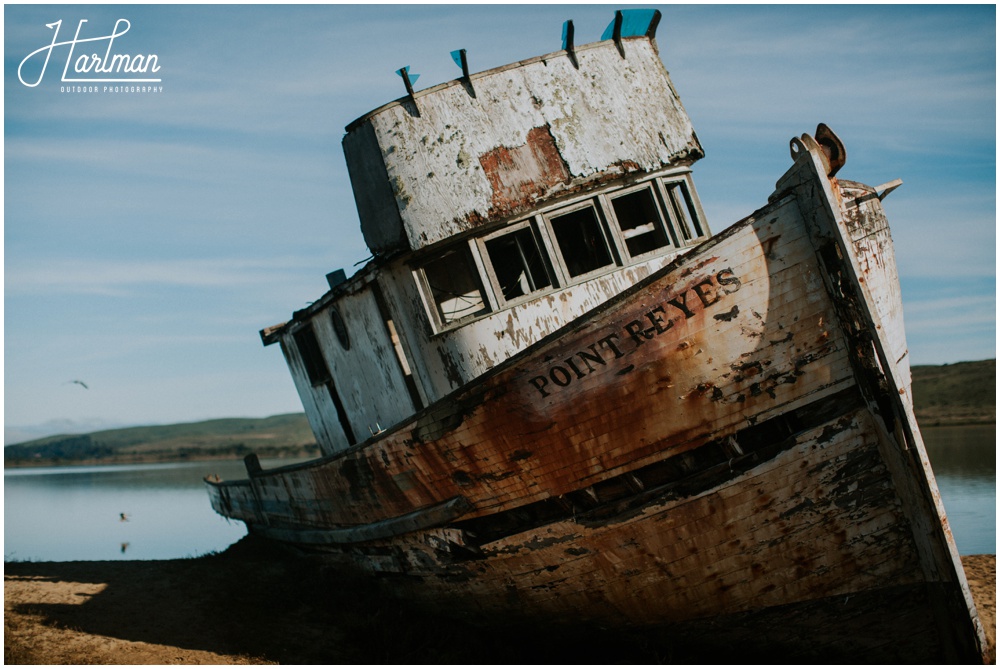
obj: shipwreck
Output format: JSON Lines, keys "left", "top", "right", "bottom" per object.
{"left": 206, "top": 10, "right": 987, "bottom": 662}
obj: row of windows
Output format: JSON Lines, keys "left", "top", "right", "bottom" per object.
{"left": 418, "top": 174, "right": 707, "bottom": 329}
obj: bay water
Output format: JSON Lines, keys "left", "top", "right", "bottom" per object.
{"left": 4, "top": 458, "right": 260, "bottom": 562}
{"left": 921, "top": 424, "right": 996, "bottom": 555}
{"left": 4, "top": 425, "right": 995, "bottom": 562}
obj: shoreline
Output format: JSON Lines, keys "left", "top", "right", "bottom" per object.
{"left": 5, "top": 543, "right": 996, "bottom": 664}
{"left": 3, "top": 451, "right": 316, "bottom": 470}
{"left": 5, "top": 421, "right": 995, "bottom": 469}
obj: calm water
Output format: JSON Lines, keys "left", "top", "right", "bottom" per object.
{"left": 922, "top": 424, "right": 996, "bottom": 555}
{"left": 3, "top": 459, "right": 263, "bottom": 562}
{"left": 4, "top": 426, "right": 996, "bottom": 561}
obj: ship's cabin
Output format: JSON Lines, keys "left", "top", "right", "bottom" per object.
{"left": 263, "top": 14, "right": 710, "bottom": 456}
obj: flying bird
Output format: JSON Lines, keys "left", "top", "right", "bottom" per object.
{"left": 66, "top": 380, "right": 89, "bottom": 389}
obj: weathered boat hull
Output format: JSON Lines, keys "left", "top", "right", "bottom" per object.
{"left": 207, "top": 132, "right": 986, "bottom": 661}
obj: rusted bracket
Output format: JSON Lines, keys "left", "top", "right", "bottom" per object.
{"left": 562, "top": 19, "right": 579, "bottom": 69}
{"left": 396, "top": 65, "right": 420, "bottom": 114}
{"left": 645, "top": 9, "right": 662, "bottom": 38}
{"left": 450, "top": 48, "right": 475, "bottom": 97}
{"left": 396, "top": 66, "right": 416, "bottom": 97}
{"left": 450, "top": 48, "right": 470, "bottom": 80}
{"left": 612, "top": 10, "right": 625, "bottom": 57}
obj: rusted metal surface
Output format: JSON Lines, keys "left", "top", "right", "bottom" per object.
{"left": 343, "top": 37, "right": 701, "bottom": 254}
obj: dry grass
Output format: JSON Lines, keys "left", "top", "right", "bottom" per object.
{"left": 912, "top": 359, "right": 996, "bottom": 426}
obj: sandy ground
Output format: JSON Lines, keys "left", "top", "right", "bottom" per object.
{"left": 5, "top": 541, "right": 995, "bottom": 664}
{"left": 965, "top": 554, "right": 997, "bottom": 661}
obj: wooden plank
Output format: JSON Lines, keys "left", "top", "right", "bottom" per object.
{"left": 255, "top": 496, "right": 471, "bottom": 544}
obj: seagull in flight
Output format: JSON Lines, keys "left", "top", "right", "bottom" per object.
{"left": 66, "top": 380, "right": 89, "bottom": 389}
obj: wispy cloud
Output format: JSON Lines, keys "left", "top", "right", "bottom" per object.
{"left": 904, "top": 295, "right": 996, "bottom": 330}
{"left": 6, "top": 256, "right": 323, "bottom": 296}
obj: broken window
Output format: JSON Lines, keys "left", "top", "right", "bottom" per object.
{"left": 663, "top": 180, "right": 704, "bottom": 242}
{"left": 609, "top": 186, "right": 670, "bottom": 257}
{"left": 483, "top": 225, "right": 553, "bottom": 302}
{"left": 329, "top": 307, "right": 350, "bottom": 350}
{"left": 292, "top": 325, "right": 331, "bottom": 386}
{"left": 292, "top": 325, "right": 355, "bottom": 443}
{"left": 422, "top": 244, "right": 488, "bottom": 325}
{"left": 549, "top": 204, "right": 614, "bottom": 278}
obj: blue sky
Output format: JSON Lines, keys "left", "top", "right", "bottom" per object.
{"left": 4, "top": 4, "right": 996, "bottom": 442}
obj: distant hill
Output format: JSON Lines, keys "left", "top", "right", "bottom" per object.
{"left": 5, "top": 360, "right": 994, "bottom": 466}
{"left": 911, "top": 359, "right": 995, "bottom": 427}
{"left": 4, "top": 414, "right": 319, "bottom": 466}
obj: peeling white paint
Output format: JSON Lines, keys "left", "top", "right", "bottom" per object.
{"left": 345, "top": 38, "right": 700, "bottom": 254}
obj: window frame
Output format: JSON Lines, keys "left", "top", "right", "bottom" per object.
{"left": 601, "top": 181, "right": 675, "bottom": 261}
{"left": 413, "top": 169, "right": 708, "bottom": 334}
{"left": 414, "top": 239, "right": 491, "bottom": 331}
{"left": 476, "top": 219, "right": 558, "bottom": 310}
{"left": 656, "top": 175, "right": 707, "bottom": 245}
{"left": 540, "top": 199, "right": 621, "bottom": 286}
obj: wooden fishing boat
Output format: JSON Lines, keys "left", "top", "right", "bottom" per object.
{"left": 206, "top": 11, "right": 987, "bottom": 662}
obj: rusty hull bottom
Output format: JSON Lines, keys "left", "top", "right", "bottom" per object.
{"left": 255, "top": 405, "right": 975, "bottom": 662}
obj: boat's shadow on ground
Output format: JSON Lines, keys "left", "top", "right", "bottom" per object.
{"left": 5, "top": 537, "right": 699, "bottom": 664}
